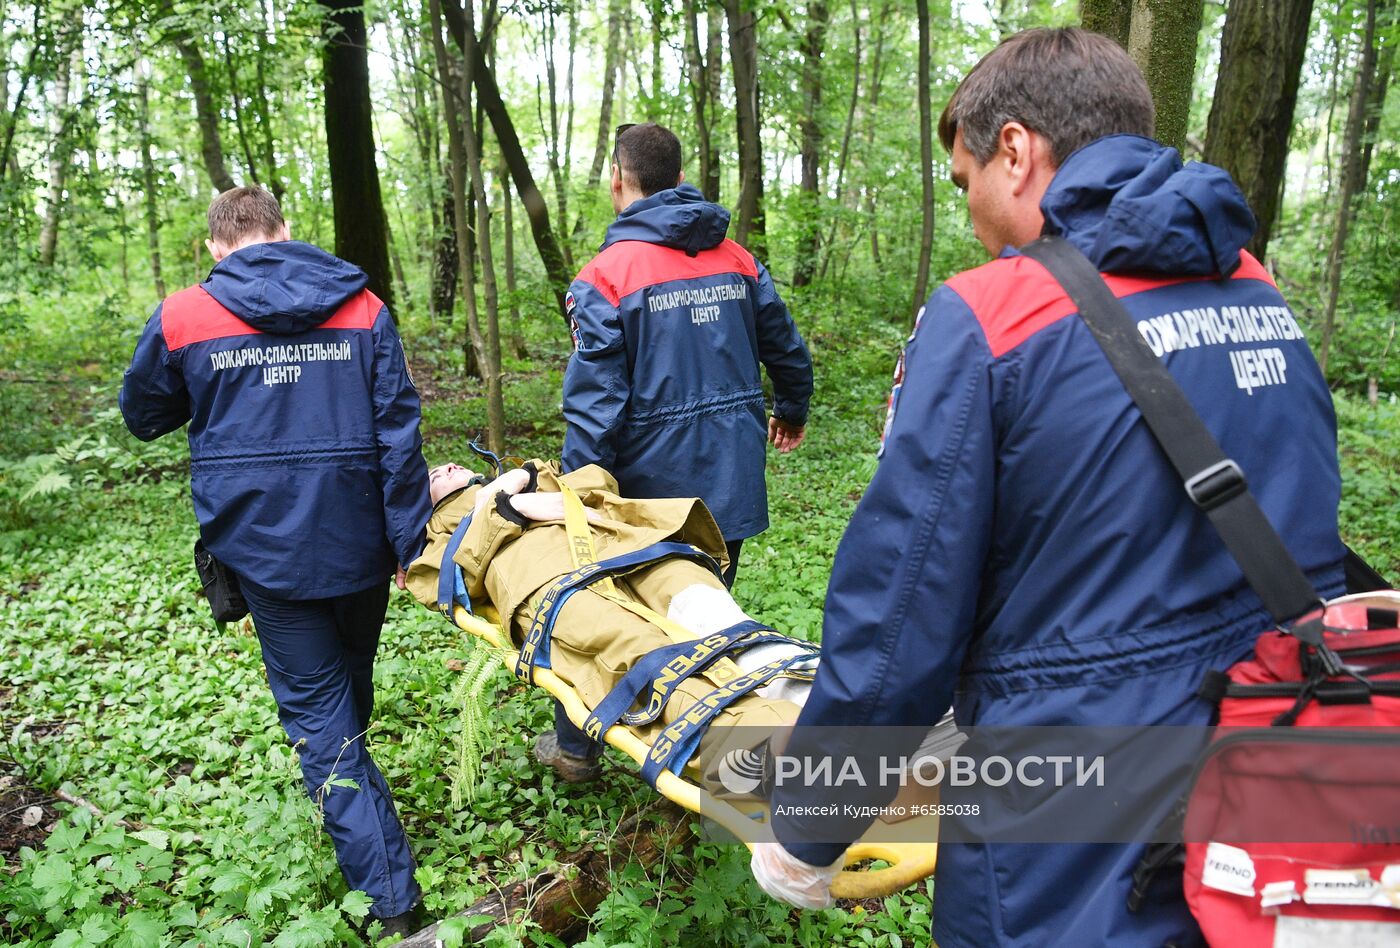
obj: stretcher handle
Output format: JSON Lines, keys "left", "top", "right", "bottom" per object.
{"left": 830, "top": 841, "right": 939, "bottom": 900}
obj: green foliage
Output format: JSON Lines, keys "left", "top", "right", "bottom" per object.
{"left": 1336, "top": 393, "right": 1400, "bottom": 577}
{"left": 449, "top": 645, "right": 508, "bottom": 808}
{"left": 3, "top": 0, "right": 1399, "bottom": 944}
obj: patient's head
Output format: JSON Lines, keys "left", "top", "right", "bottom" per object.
{"left": 429, "top": 462, "right": 478, "bottom": 504}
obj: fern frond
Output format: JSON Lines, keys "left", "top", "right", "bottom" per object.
{"left": 449, "top": 644, "right": 506, "bottom": 808}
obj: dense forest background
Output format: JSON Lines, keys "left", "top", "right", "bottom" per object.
{"left": 2, "top": 0, "right": 1399, "bottom": 945}
{"left": 3, "top": 0, "right": 1400, "bottom": 406}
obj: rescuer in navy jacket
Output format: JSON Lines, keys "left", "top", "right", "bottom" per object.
{"left": 120, "top": 187, "right": 430, "bottom": 932}
{"left": 540, "top": 124, "right": 814, "bottom": 781}
{"left": 753, "top": 31, "right": 1346, "bottom": 945}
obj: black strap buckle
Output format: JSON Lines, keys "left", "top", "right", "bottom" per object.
{"left": 1183, "top": 459, "right": 1246, "bottom": 512}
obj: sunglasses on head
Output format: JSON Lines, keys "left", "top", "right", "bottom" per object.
{"left": 612, "top": 123, "right": 637, "bottom": 164}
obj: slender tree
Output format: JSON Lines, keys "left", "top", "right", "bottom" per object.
{"left": 792, "top": 1, "right": 828, "bottom": 288}
{"left": 459, "top": 0, "right": 505, "bottom": 452}
{"left": 500, "top": 154, "right": 524, "bottom": 358}
{"left": 818, "top": 0, "right": 862, "bottom": 280}
{"left": 442, "top": 0, "right": 570, "bottom": 319}
{"left": 220, "top": 26, "right": 261, "bottom": 185}
{"left": 38, "top": 39, "right": 75, "bottom": 267}
{"left": 1357, "top": 2, "right": 1397, "bottom": 211}
{"left": 1320, "top": 0, "right": 1383, "bottom": 374}
{"left": 584, "top": 0, "right": 624, "bottom": 192}
{"left": 536, "top": 4, "right": 573, "bottom": 271}
{"left": 321, "top": 0, "right": 395, "bottom": 307}
{"left": 429, "top": 0, "right": 505, "bottom": 448}
{"left": 1203, "top": 0, "right": 1316, "bottom": 261}
{"left": 705, "top": 3, "right": 724, "bottom": 193}
{"left": 250, "top": 0, "right": 282, "bottom": 201}
{"left": 911, "top": 0, "right": 934, "bottom": 320}
{"left": 137, "top": 70, "right": 165, "bottom": 297}
{"left": 683, "top": 0, "right": 721, "bottom": 202}
{"left": 429, "top": 0, "right": 485, "bottom": 376}
{"left": 861, "top": 2, "right": 892, "bottom": 267}
{"left": 724, "top": 0, "right": 765, "bottom": 257}
{"left": 156, "top": 0, "right": 236, "bottom": 192}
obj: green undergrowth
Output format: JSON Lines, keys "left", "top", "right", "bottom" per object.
{"left": 1, "top": 281, "right": 1396, "bottom": 946}
{"left": 0, "top": 289, "right": 924, "bottom": 946}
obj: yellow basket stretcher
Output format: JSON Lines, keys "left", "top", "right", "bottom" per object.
{"left": 440, "top": 485, "right": 939, "bottom": 900}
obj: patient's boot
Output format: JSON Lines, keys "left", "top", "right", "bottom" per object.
{"left": 534, "top": 731, "right": 603, "bottom": 784}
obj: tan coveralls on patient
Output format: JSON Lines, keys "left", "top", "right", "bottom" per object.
{"left": 406, "top": 462, "right": 801, "bottom": 774}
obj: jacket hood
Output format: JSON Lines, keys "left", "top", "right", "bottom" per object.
{"left": 1039, "top": 135, "right": 1256, "bottom": 276}
{"left": 201, "top": 240, "right": 369, "bottom": 334}
{"left": 601, "top": 184, "right": 731, "bottom": 255}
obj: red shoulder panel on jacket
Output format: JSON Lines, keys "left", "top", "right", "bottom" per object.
{"left": 576, "top": 239, "right": 760, "bottom": 307}
{"left": 947, "top": 250, "right": 1278, "bottom": 358}
{"left": 161, "top": 286, "right": 259, "bottom": 351}
{"left": 161, "top": 286, "right": 382, "bottom": 351}
{"left": 320, "top": 289, "right": 384, "bottom": 330}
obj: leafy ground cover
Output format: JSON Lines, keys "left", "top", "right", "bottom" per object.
{"left": 0, "top": 284, "right": 1395, "bottom": 946}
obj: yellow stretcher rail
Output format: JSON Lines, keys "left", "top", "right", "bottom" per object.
{"left": 449, "top": 602, "right": 939, "bottom": 900}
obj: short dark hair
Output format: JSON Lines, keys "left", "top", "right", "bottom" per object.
{"left": 207, "top": 186, "right": 285, "bottom": 244}
{"left": 615, "top": 123, "right": 683, "bottom": 196}
{"left": 939, "top": 27, "right": 1155, "bottom": 167}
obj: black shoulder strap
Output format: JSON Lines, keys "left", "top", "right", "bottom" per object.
{"left": 1017, "top": 236, "right": 1321, "bottom": 628}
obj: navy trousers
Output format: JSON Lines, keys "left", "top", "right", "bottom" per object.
{"left": 241, "top": 581, "right": 420, "bottom": 918}
{"left": 555, "top": 539, "right": 743, "bottom": 758}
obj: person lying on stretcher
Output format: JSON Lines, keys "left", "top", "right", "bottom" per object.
{"left": 404, "top": 459, "right": 822, "bottom": 787}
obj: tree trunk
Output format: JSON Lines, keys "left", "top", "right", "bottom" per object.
{"left": 220, "top": 28, "right": 261, "bottom": 184}
{"left": 1357, "top": 3, "right": 1396, "bottom": 210}
{"left": 1319, "top": 0, "right": 1382, "bottom": 376}
{"left": 911, "top": 0, "right": 935, "bottom": 321}
{"left": 432, "top": 183, "right": 459, "bottom": 320}
{"left": 649, "top": 0, "right": 665, "bottom": 119}
{"left": 1079, "top": 0, "right": 1132, "bottom": 45}
{"left": 157, "top": 0, "right": 237, "bottom": 192}
{"left": 584, "top": 0, "right": 625, "bottom": 191}
{"left": 460, "top": 0, "right": 506, "bottom": 454}
{"left": 500, "top": 155, "right": 525, "bottom": 358}
{"left": 1129, "top": 0, "right": 1207, "bottom": 154}
{"left": 537, "top": 5, "right": 574, "bottom": 273}
{"left": 2, "top": 4, "right": 43, "bottom": 184}
{"left": 38, "top": 40, "right": 74, "bottom": 268}
{"left": 862, "top": 2, "right": 891, "bottom": 268}
{"left": 818, "top": 0, "right": 863, "bottom": 280}
{"left": 388, "top": 219, "right": 412, "bottom": 312}
{"left": 563, "top": 4, "right": 577, "bottom": 181}
{"left": 724, "top": 0, "right": 765, "bottom": 258}
{"left": 1202, "top": 0, "right": 1315, "bottom": 262}
{"left": 442, "top": 0, "right": 570, "bottom": 321}
{"left": 252, "top": 0, "right": 283, "bottom": 201}
{"left": 397, "top": 803, "right": 692, "bottom": 947}
{"left": 137, "top": 72, "right": 165, "bottom": 298}
{"left": 1081, "top": 0, "right": 1206, "bottom": 154}
{"left": 430, "top": 0, "right": 486, "bottom": 382}
{"left": 705, "top": 4, "right": 724, "bottom": 199}
{"left": 792, "top": 1, "right": 828, "bottom": 288}
{"left": 683, "top": 0, "right": 719, "bottom": 202}
{"left": 322, "top": 0, "right": 396, "bottom": 309}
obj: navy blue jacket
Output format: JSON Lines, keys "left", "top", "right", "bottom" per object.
{"left": 561, "top": 185, "right": 813, "bottom": 540}
{"left": 774, "top": 137, "right": 1346, "bottom": 945}
{"left": 120, "top": 241, "right": 431, "bottom": 600}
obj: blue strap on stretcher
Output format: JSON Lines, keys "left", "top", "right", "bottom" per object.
{"left": 436, "top": 513, "right": 475, "bottom": 618}
{"left": 582, "top": 620, "right": 813, "bottom": 739}
{"left": 514, "top": 540, "right": 723, "bottom": 682}
{"left": 639, "top": 650, "right": 819, "bottom": 787}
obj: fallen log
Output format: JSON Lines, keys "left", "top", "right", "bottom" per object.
{"left": 398, "top": 800, "right": 695, "bottom": 946}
